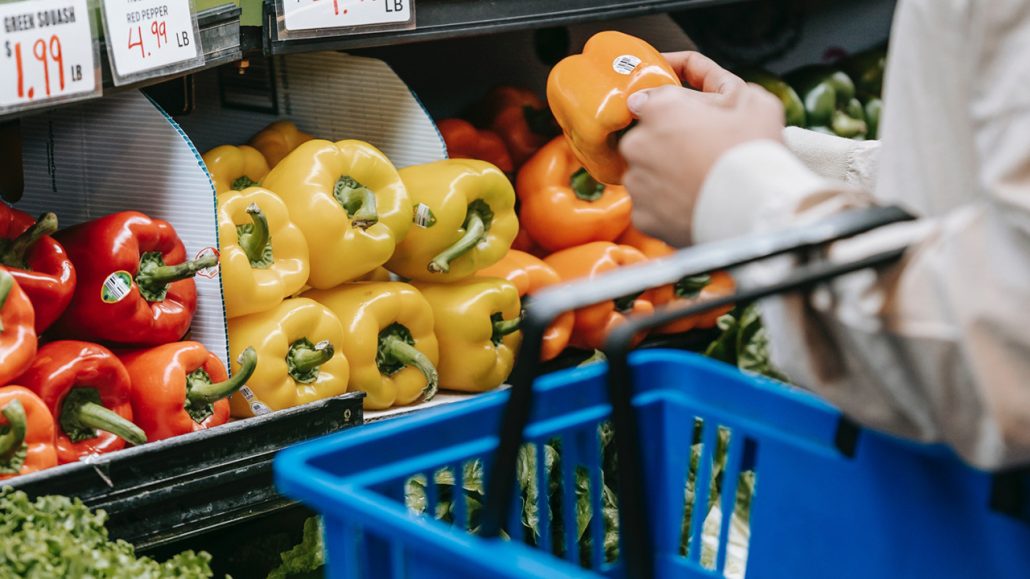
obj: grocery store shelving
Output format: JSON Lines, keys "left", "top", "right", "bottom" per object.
{"left": 263, "top": 0, "right": 743, "bottom": 54}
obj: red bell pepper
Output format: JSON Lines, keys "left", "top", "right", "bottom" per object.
{"left": 16, "top": 341, "right": 146, "bottom": 464}
{"left": 0, "top": 268, "right": 36, "bottom": 385}
{"left": 0, "top": 386, "right": 58, "bottom": 480}
{"left": 120, "top": 342, "right": 257, "bottom": 441}
{"left": 0, "top": 208, "right": 76, "bottom": 333}
{"left": 54, "top": 211, "right": 218, "bottom": 345}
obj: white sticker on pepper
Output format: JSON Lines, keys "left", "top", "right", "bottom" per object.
{"left": 101, "top": 0, "right": 203, "bottom": 83}
{"left": 100, "top": 270, "right": 134, "bottom": 304}
{"left": 612, "top": 54, "right": 642, "bottom": 75}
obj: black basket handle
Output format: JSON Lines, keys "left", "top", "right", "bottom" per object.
{"left": 481, "top": 206, "right": 914, "bottom": 572}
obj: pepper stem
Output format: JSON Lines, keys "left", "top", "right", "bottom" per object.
{"left": 231, "top": 176, "right": 259, "bottom": 191}
{"left": 0, "top": 270, "right": 12, "bottom": 333}
{"left": 77, "top": 402, "right": 147, "bottom": 446}
{"left": 187, "top": 347, "right": 259, "bottom": 406}
{"left": 830, "top": 110, "right": 868, "bottom": 139}
{"left": 0, "top": 212, "right": 58, "bottom": 268}
{"left": 675, "top": 274, "right": 711, "bottom": 298}
{"left": 136, "top": 252, "right": 219, "bottom": 301}
{"left": 428, "top": 200, "right": 493, "bottom": 273}
{"left": 569, "top": 168, "right": 605, "bottom": 201}
{"left": 0, "top": 399, "right": 27, "bottom": 461}
{"left": 238, "top": 204, "right": 271, "bottom": 265}
{"left": 492, "top": 315, "right": 522, "bottom": 340}
{"left": 380, "top": 334, "right": 439, "bottom": 402}
{"left": 287, "top": 339, "right": 334, "bottom": 384}
{"left": 335, "top": 176, "right": 379, "bottom": 230}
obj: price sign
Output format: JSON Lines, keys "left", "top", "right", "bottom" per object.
{"left": 0, "top": 0, "right": 100, "bottom": 112}
{"left": 277, "top": 0, "right": 415, "bottom": 38}
{"left": 101, "top": 0, "right": 204, "bottom": 85}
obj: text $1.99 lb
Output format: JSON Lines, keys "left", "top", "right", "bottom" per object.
{"left": 0, "top": 0, "right": 98, "bottom": 110}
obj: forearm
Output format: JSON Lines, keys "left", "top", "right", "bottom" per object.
{"left": 782, "top": 127, "right": 881, "bottom": 193}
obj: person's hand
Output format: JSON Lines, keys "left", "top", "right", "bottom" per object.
{"left": 620, "top": 51, "right": 785, "bottom": 246}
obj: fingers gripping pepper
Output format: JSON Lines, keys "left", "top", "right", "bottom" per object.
{"left": 16, "top": 341, "right": 146, "bottom": 464}
{"left": 547, "top": 31, "right": 679, "bottom": 185}
{"left": 478, "top": 250, "right": 573, "bottom": 362}
{"left": 616, "top": 227, "right": 735, "bottom": 334}
{"left": 0, "top": 387, "right": 57, "bottom": 480}
{"left": 0, "top": 208, "right": 77, "bottom": 334}
{"left": 218, "top": 188, "right": 310, "bottom": 318}
{"left": 0, "top": 268, "right": 37, "bottom": 385}
{"left": 54, "top": 211, "right": 217, "bottom": 345}
{"left": 203, "top": 145, "right": 271, "bottom": 196}
{"left": 305, "top": 282, "right": 440, "bottom": 410}
{"left": 227, "top": 298, "right": 350, "bottom": 417}
{"left": 248, "top": 120, "right": 314, "bottom": 168}
{"left": 262, "top": 140, "right": 412, "bottom": 288}
{"left": 438, "top": 119, "right": 514, "bottom": 174}
{"left": 517, "top": 136, "right": 633, "bottom": 251}
{"left": 414, "top": 278, "right": 522, "bottom": 393}
{"left": 544, "top": 242, "right": 654, "bottom": 351}
{"left": 387, "top": 159, "right": 518, "bottom": 282}
{"left": 121, "top": 342, "right": 257, "bottom": 441}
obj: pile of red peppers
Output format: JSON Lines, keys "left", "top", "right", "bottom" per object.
{"left": 0, "top": 206, "right": 255, "bottom": 481}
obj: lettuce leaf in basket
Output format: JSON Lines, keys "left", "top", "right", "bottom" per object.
{"left": 705, "top": 303, "right": 787, "bottom": 381}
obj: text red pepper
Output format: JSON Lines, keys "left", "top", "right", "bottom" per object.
{"left": 16, "top": 341, "right": 146, "bottom": 464}
{"left": 120, "top": 342, "right": 258, "bottom": 441}
{"left": 54, "top": 211, "right": 217, "bottom": 345}
{"left": 0, "top": 208, "right": 76, "bottom": 333}
{"left": 0, "top": 268, "right": 36, "bottom": 385}
{"left": 0, "top": 386, "right": 57, "bottom": 480}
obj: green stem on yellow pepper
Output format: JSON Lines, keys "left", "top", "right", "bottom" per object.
{"left": 59, "top": 388, "right": 147, "bottom": 446}
{"left": 491, "top": 314, "right": 522, "bottom": 341}
{"left": 237, "top": 204, "right": 273, "bottom": 268}
{"left": 287, "top": 339, "right": 334, "bottom": 384}
{"left": 570, "top": 168, "right": 605, "bottom": 201}
{"left": 231, "top": 176, "right": 259, "bottom": 191}
{"left": 335, "top": 176, "right": 379, "bottom": 230}
{"left": 0, "top": 212, "right": 57, "bottom": 269}
{"left": 185, "top": 347, "right": 259, "bottom": 422}
{"left": 379, "top": 329, "right": 438, "bottom": 402}
{"left": 0, "top": 399, "right": 27, "bottom": 461}
{"left": 429, "top": 200, "right": 494, "bottom": 274}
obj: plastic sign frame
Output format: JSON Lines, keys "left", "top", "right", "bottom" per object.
{"left": 274, "top": 0, "right": 415, "bottom": 42}
{"left": 100, "top": 0, "right": 205, "bottom": 86}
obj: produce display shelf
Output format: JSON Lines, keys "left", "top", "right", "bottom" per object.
{"left": 6, "top": 393, "right": 364, "bottom": 551}
{"left": 263, "top": 0, "right": 740, "bottom": 54}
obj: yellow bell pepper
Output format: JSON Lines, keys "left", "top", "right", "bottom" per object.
{"left": 202, "top": 144, "right": 270, "bottom": 196}
{"left": 248, "top": 120, "right": 314, "bottom": 168}
{"left": 387, "top": 160, "right": 518, "bottom": 282}
{"left": 305, "top": 282, "right": 439, "bottom": 410}
{"left": 357, "top": 267, "right": 392, "bottom": 282}
{"left": 414, "top": 278, "right": 522, "bottom": 392}
{"left": 262, "top": 140, "right": 413, "bottom": 289}
{"left": 228, "top": 297, "right": 350, "bottom": 417}
{"left": 218, "top": 187, "right": 310, "bottom": 319}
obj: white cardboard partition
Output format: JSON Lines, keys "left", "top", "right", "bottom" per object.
{"left": 19, "top": 92, "right": 227, "bottom": 364}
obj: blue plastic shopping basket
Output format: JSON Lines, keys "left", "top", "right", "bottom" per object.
{"left": 275, "top": 208, "right": 1030, "bottom": 578}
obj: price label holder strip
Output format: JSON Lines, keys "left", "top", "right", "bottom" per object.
{"left": 272, "top": 0, "right": 416, "bottom": 42}
{"left": 0, "top": 0, "right": 102, "bottom": 114}
{"left": 99, "top": 0, "right": 205, "bottom": 86}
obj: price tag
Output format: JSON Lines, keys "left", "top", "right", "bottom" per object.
{"left": 0, "top": 0, "right": 100, "bottom": 113}
{"left": 277, "top": 0, "right": 415, "bottom": 39}
{"left": 101, "top": 0, "right": 204, "bottom": 85}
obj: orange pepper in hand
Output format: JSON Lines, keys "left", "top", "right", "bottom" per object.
{"left": 477, "top": 86, "right": 558, "bottom": 167}
{"left": 544, "top": 242, "right": 653, "bottom": 350}
{"left": 437, "top": 119, "right": 514, "bottom": 174}
{"left": 517, "top": 136, "right": 632, "bottom": 252}
{"left": 617, "top": 226, "right": 736, "bottom": 334}
{"left": 478, "top": 249, "right": 574, "bottom": 361}
{"left": 547, "top": 31, "right": 678, "bottom": 185}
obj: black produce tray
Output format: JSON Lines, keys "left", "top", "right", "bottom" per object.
{"left": 6, "top": 393, "right": 364, "bottom": 550}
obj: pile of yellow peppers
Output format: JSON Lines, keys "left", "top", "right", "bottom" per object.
{"left": 203, "top": 121, "right": 523, "bottom": 412}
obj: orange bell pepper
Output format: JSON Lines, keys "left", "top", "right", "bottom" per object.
{"left": 617, "top": 226, "right": 736, "bottom": 334}
{"left": 544, "top": 242, "right": 653, "bottom": 350}
{"left": 248, "top": 120, "right": 314, "bottom": 168}
{"left": 547, "top": 31, "right": 679, "bottom": 185}
{"left": 477, "top": 86, "right": 557, "bottom": 167}
{"left": 478, "top": 249, "right": 573, "bottom": 361}
{"left": 0, "top": 386, "right": 57, "bottom": 480}
{"left": 437, "top": 119, "right": 514, "bottom": 174}
{"left": 517, "top": 136, "right": 632, "bottom": 251}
